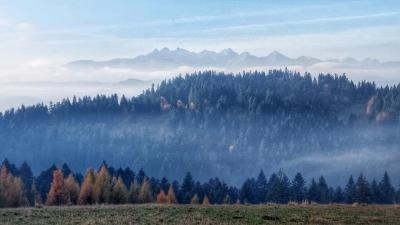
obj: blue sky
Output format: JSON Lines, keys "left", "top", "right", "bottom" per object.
{"left": 0, "top": 0, "right": 399, "bottom": 72}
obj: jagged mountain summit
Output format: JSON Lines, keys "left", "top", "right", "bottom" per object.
{"left": 67, "top": 48, "right": 400, "bottom": 71}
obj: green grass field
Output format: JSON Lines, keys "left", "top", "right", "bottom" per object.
{"left": 0, "top": 204, "right": 399, "bottom": 225}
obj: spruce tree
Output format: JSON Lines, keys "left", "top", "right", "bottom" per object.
{"left": 379, "top": 172, "right": 395, "bottom": 204}
{"left": 307, "top": 179, "right": 319, "bottom": 203}
{"left": 291, "top": 173, "right": 306, "bottom": 203}
{"left": 255, "top": 170, "right": 267, "bottom": 203}
{"left": 317, "top": 176, "right": 329, "bottom": 204}
{"left": 332, "top": 186, "right": 344, "bottom": 203}
{"left": 355, "top": 174, "right": 370, "bottom": 203}
{"left": 181, "top": 172, "right": 195, "bottom": 204}
{"left": 370, "top": 179, "right": 381, "bottom": 204}
{"left": 344, "top": 176, "right": 356, "bottom": 204}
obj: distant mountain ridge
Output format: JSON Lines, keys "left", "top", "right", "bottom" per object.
{"left": 66, "top": 48, "right": 400, "bottom": 70}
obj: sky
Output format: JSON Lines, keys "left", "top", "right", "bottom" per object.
{"left": 0, "top": 0, "right": 399, "bottom": 83}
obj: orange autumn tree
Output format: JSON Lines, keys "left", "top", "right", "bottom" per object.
{"left": 78, "top": 168, "right": 96, "bottom": 205}
{"left": 156, "top": 190, "right": 167, "bottom": 204}
{"left": 46, "top": 169, "right": 69, "bottom": 206}
{"left": 167, "top": 185, "right": 177, "bottom": 204}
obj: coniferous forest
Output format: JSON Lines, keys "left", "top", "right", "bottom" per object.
{"left": 0, "top": 159, "right": 399, "bottom": 208}
{"left": 0, "top": 70, "right": 399, "bottom": 186}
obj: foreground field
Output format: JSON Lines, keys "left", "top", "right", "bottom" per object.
{"left": 0, "top": 204, "right": 399, "bottom": 225}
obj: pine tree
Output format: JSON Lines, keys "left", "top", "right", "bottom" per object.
{"left": 255, "top": 170, "right": 267, "bottom": 203}
{"left": 181, "top": 172, "right": 194, "bottom": 204}
{"left": 46, "top": 169, "right": 69, "bottom": 206}
{"left": 191, "top": 194, "right": 199, "bottom": 204}
{"left": 240, "top": 178, "right": 256, "bottom": 204}
{"left": 355, "top": 174, "right": 370, "bottom": 204}
{"left": 31, "top": 179, "right": 42, "bottom": 206}
{"left": 78, "top": 168, "right": 96, "bottom": 205}
{"left": 332, "top": 186, "right": 344, "bottom": 203}
{"left": 93, "top": 164, "right": 112, "bottom": 204}
{"left": 61, "top": 163, "right": 72, "bottom": 178}
{"left": 370, "top": 179, "right": 381, "bottom": 204}
{"left": 64, "top": 175, "right": 80, "bottom": 205}
{"left": 139, "top": 178, "right": 153, "bottom": 203}
{"left": 167, "top": 185, "right": 177, "bottom": 204}
{"left": 379, "top": 172, "right": 395, "bottom": 204}
{"left": 202, "top": 195, "right": 210, "bottom": 205}
{"left": 307, "top": 179, "right": 319, "bottom": 203}
{"left": 111, "top": 177, "right": 128, "bottom": 204}
{"left": 317, "top": 176, "right": 329, "bottom": 204}
{"left": 128, "top": 180, "right": 140, "bottom": 204}
{"left": 344, "top": 176, "right": 356, "bottom": 204}
{"left": 19, "top": 162, "right": 34, "bottom": 206}
{"left": 160, "top": 177, "right": 170, "bottom": 193}
{"left": 156, "top": 190, "right": 167, "bottom": 204}
{"left": 291, "top": 173, "right": 306, "bottom": 203}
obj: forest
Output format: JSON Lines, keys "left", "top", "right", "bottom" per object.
{"left": 0, "top": 159, "right": 399, "bottom": 208}
{"left": 0, "top": 70, "right": 399, "bottom": 185}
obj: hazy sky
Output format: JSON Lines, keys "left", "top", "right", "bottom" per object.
{"left": 0, "top": 0, "right": 399, "bottom": 82}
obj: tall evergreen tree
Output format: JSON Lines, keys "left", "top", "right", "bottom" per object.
{"left": 181, "top": 172, "right": 195, "bottom": 204}
{"left": 317, "top": 176, "right": 330, "bottom": 204}
{"left": 379, "top": 172, "right": 395, "bottom": 204}
{"left": 344, "top": 176, "right": 356, "bottom": 204}
{"left": 332, "top": 186, "right": 344, "bottom": 203}
{"left": 255, "top": 170, "right": 267, "bottom": 203}
{"left": 307, "top": 179, "right": 319, "bottom": 203}
{"left": 291, "top": 173, "right": 306, "bottom": 203}
{"left": 355, "top": 174, "right": 370, "bottom": 204}
{"left": 19, "top": 162, "right": 34, "bottom": 205}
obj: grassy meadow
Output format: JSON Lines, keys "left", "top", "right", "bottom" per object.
{"left": 0, "top": 204, "right": 399, "bottom": 225}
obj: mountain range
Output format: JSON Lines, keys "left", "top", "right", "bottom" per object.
{"left": 67, "top": 48, "right": 400, "bottom": 71}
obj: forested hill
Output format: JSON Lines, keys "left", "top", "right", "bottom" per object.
{"left": 0, "top": 70, "right": 399, "bottom": 185}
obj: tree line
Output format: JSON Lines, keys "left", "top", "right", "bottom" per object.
{"left": 0, "top": 159, "right": 399, "bottom": 207}
{"left": 0, "top": 70, "right": 399, "bottom": 184}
